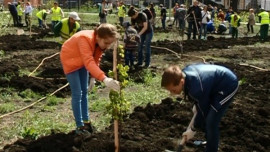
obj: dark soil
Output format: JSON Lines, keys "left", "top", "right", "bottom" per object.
{"left": 0, "top": 30, "right": 269, "bottom": 152}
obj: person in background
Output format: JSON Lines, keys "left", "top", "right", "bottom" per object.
{"left": 54, "top": 12, "right": 81, "bottom": 44}
{"left": 60, "top": 23, "right": 120, "bottom": 135}
{"left": 0, "top": 3, "right": 4, "bottom": 12}
{"left": 172, "top": 2, "right": 179, "bottom": 27}
{"left": 211, "top": 6, "right": 218, "bottom": 20}
{"left": 50, "top": 2, "right": 64, "bottom": 29}
{"left": 160, "top": 4, "right": 167, "bottom": 30}
{"left": 8, "top": 2, "right": 18, "bottom": 27}
{"left": 230, "top": 13, "right": 241, "bottom": 38}
{"left": 24, "top": 2, "right": 33, "bottom": 28}
{"left": 123, "top": 21, "right": 140, "bottom": 70}
{"left": 16, "top": 1, "right": 23, "bottom": 26}
{"left": 207, "top": 20, "right": 215, "bottom": 33}
{"left": 207, "top": 4, "right": 213, "bottom": 12}
{"left": 225, "top": 7, "right": 234, "bottom": 34}
{"left": 161, "top": 63, "right": 238, "bottom": 152}
{"left": 217, "top": 9, "right": 225, "bottom": 22}
{"left": 187, "top": 0, "right": 202, "bottom": 40}
{"left": 149, "top": 3, "right": 156, "bottom": 28}
{"left": 36, "top": 7, "right": 49, "bottom": 28}
{"left": 247, "top": 8, "right": 255, "bottom": 34}
{"left": 117, "top": 1, "right": 126, "bottom": 26}
{"left": 99, "top": 0, "right": 107, "bottom": 23}
{"left": 216, "top": 22, "right": 227, "bottom": 34}
{"left": 258, "top": 8, "right": 269, "bottom": 41}
{"left": 176, "top": 4, "right": 187, "bottom": 35}
{"left": 200, "top": 5, "right": 210, "bottom": 40}
{"left": 128, "top": 6, "right": 153, "bottom": 68}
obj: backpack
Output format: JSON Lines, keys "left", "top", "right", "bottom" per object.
{"left": 142, "top": 8, "right": 153, "bottom": 20}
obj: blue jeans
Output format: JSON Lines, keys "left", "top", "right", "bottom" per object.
{"left": 38, "top": 18, "right": 43, "bottom": 27}
{"left": 66, "top": 67, "right": 89, "bottom": 128}
{"left": 125, "top": 49, "right": 135, "bottom": 66}
{"left": 194, "top": 98, "right": 234, "bottom": 152}
{"left": 138, "top": 31, "right": 153, "bottom": 66}
{"left": 200, "top": 23, "right": 207, "bottom": 39}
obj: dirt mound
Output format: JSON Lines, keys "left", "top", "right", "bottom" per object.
{"left": 152, "top": 36, "right": 262, "bottom": 53}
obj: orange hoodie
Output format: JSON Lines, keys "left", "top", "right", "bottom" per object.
{"left": 60, "top": 30, "right": 106, "bottom": 81}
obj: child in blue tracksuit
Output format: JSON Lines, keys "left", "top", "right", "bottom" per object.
{"left": 161, "top": 63, "right": 239, "bottom": 152}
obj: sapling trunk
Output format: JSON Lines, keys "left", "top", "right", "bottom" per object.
{"left": 113, "top": 40, "right": 119, "bottom": 152}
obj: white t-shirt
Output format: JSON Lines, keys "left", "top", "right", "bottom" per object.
{"left": 201, "top": 11, "right": 210, "bottom": 24}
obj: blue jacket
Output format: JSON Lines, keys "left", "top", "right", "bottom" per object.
{"left": 183, "top": 63, "right": 238, "bottom": 118}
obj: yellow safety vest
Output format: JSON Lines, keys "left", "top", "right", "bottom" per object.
{"left": 36, "top": 9, "right": 46, "bottom": 20}
{"left": 51, "top": 7, "right": 62, "bottom": 21}
{"left": 60, "top": 18, "right": 80, "bottom": 43}
{"left": 118, "top": 5, "right": 125, "bottom": 17}
{"left": 230, "top": 14, "right": 240, "bottom": 27}
{"left": 17, "top": 5, "right": 23, "bottom": 16}
{"left": 258, "top": 11, "right": 269, "bottom": 25}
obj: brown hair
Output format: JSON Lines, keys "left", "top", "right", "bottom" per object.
{"left": 128, "top": 6, "right": 137, "bottom": 17}
{"left": 95, "top": 23, "right": 120, "bottom": 39}
{"left": 161, "top": 65, "right": 183, "bottom": 87}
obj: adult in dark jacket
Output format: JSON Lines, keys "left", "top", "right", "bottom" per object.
{"left": 187, "top": 0, "right": 202, "bottom": 40}
{"left": 160, "top": 4, "right": 167, "bottom": 30}
{"left": 161, "top": 63, "right": 239, "bottom": 152}
{"left": 128, "top": 6, "right": 153, "bottom": 68}
{"left": 8, "top": 2, "right": 19, "bottom": 27}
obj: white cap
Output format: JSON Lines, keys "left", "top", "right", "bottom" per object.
{"left": 69, "top": 12, "right": 80, "bottom": 21}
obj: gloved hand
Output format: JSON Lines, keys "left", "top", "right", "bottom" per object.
{"left": 182, "top": 128, "right": 196, "bottom": 141}
{"left": 103, "top": 77, "right": 120, "bottom": 91}
{"left": 88, "top": 78, "right": 96, "bottom": 91}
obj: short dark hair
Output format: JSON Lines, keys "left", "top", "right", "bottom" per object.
{"left": 161, "top": 65, "right": 183, "bottom": 88}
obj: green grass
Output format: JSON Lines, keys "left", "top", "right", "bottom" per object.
{"left": 17, "top": 110, "right": 74, "bottom": 139}
{"left": 46, "top": 95, "right": 65, "bottom": 106}
{"left": 0, "top": 102, "right": 16, "bottom": 114}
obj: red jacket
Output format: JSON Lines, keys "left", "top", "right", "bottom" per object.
{"left": 60, "top": 30, "right": 106, "bottom": 81}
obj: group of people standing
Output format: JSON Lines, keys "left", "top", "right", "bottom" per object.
{"left": 8, "top": 1, "right": 33, "bottom": 27}
{"left": 167, "top": 0, "right": 269, "bottom": 41}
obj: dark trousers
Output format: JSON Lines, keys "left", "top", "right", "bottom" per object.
{"left": 161, "top": 18, "right": 166, "bottom": 30}
{"left": 18, "top": 15, "right": 22, "bottom": 24}
{"left": 247, "top": 23, "right": 253, "bottom": 33}
{"left": 25, "top": 14, "right": 31, "bottom": 27}
{"left": 124, "top": 49, "right": 135, "bottom": 67}
{"left": 260, "top": 24, "right": 269, "bottom": 41}
{"left": 51, "top": 21, "right": 59, "bottom": 30}
{"left": 232, "top": 27, "right": 238, "bottom": 38}
{"left": 11, "top": 14, "right": 19, "bottom": 27}
{"left": 188, "top": 21, "right": 199, "bottom": 39}
{"left": 173, "top": 14, "right": 178, "bottom": 26}
{"left": 119, "top": 17, "right": 124, "bottom": 26}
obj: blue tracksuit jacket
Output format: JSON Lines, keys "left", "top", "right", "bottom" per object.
{"left": 183, "top": 63, "right": 239, "bottom": 120}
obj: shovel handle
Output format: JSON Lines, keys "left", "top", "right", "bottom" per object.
{"left": 180, "top": 136, "right": 187, "bottom": 145}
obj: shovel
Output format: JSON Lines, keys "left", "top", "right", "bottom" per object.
{"left": 164, "top": 136, "right": 187, "bottom": 152}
